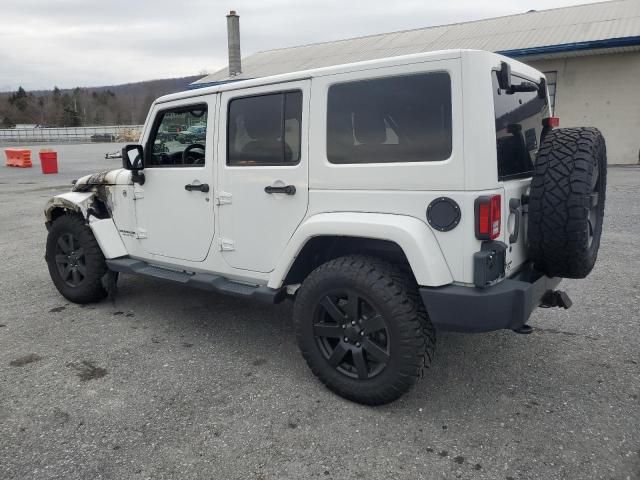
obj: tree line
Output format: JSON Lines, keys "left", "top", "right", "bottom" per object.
{"left": 0, "top": 76, "right": 201, "bottom": 128}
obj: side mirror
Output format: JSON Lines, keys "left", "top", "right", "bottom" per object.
{"left": 121, "top": 144, "right": 145, "bottom": 185}
{"left": 122, "top": 144, "right": 144, "bottom": 171}
{"left": 497, "top": 61, "right": 512, "bottom": 90}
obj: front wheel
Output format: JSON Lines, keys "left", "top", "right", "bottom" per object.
{"left": 294, "top": 255, "right": 435, "bottom": 405}
{"left": 45, "top": 214, "right": 108, "bottom": 303}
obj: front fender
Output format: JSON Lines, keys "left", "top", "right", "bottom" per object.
{"left": 268, "top": 212, "right": 453, "bottom": 289}
{"left": 44, "top": 191, "right": 95, "bottom": 222}
{"left": 44, "top": 191, "right": 127, "bottom": 260}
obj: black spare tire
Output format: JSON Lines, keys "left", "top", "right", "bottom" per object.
{"left": 528, "top": 127, "right": 607, "bottom": 279}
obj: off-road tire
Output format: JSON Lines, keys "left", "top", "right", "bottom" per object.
{"left": 46, "top": 214, "right": 108, "bottom": 303}
{"left": 294, "top": 255, "right": 435, "bottom": 405}
{"left": 528, "top": 127, "right": 607, "bottom": 279}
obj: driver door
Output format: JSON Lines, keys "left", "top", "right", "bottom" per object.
{"left": 134, "top": 97, "right": 217, "bottom": 262}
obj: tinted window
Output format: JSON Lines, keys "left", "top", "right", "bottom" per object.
{"left": 227, "top": 91, "right": 302, "bottom": 166}
{"left": 327, "top": 72, "right": 452, "bottom": 164}
{"left": 492, "top": 72, "right": 549, "bottom": 180}
{"left": 146, "top": 105, "right": 207, "bottom": 168}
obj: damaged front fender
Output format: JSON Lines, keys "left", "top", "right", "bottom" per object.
{"left": 44, "top": 187, "right": 128, "bottom": 260}
{"left": 71, "top": 169, "right": 122, "bottom": 193}
{"left": 44, "top": 191, "right": 97, "bottom": 223}
{"left": 45, "top": 168, "right": 127, "bottom": 223}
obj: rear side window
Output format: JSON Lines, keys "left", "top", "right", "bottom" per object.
{"left": 227, "top": 91, "right": 302, "bottom": 166}
{"left": 326, "top": 72, "right": 452, "bottom": 164}
{"left": 492, "top": 72, "right": 549, "bottom": 180}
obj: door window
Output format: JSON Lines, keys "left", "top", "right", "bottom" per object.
{"left": 146, "top": 104, "right": 208, "bottom": 167}
{"left": 326, "top": 72, "right": 452, "bottom": 164}
{"left": 227, "top": 91, "right": 302, "bottom": 166}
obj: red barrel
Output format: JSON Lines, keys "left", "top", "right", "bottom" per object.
{"left": 39, "top": 151, "right": 58, "bottom": 174}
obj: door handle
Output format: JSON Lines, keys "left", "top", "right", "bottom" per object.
{"left": 185, "top": 183, "right": 210, "bottom": 193}
{"left": 264, "top": 185, "right": 296, "bottom": 195}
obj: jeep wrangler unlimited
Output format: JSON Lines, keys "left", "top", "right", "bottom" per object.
{"left": 44, "top": 50, "right": 606, "bottom": 405}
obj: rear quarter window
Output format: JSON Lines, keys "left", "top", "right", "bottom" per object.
{"left": 326, "top": 72, "right": 452, "bottom": 164}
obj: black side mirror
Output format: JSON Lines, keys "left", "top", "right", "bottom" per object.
{"left": 122, "top": 144, "right": 144, "bottom": 171}
{"left": 121, "top": 144, "right": 145, "bottom": 185}
{"left": 497, "top": 61, "right": 512, "bottom": 90}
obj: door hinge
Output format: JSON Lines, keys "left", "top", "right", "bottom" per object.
{"left": 218, "top": 237, "right": 235, "bottom": 251}
{"left": 133, "top": 189, "right": 144, "bottom": 200}
{"left": 136, "top": 228, "right": 148, "bottom": 239}
{"left": 215, "top": 191, "right": 232, "bottom": 205}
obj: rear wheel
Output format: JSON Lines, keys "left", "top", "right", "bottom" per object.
{"left": 294, "top": 255, "right": 434, "bottom": 405}
{"left": 46, "top": 214, "right": 108, "bottom": 303}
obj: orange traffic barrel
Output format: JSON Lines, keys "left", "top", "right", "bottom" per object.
{"left": 39, "top": 149, "right": 58, "bottom": 174}
{"left": 4, "top": 148, "right": 32, "bottom": 168}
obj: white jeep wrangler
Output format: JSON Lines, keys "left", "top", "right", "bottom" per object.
{"left": 44, "top": 50, "right": 606, "bottom": 405}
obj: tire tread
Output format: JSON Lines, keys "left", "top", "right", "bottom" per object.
{"left": 528, "top": 127, "right": 607, "bottom": 278}
{"left": 294, "top": 255, "right": 435, "bottom": 405}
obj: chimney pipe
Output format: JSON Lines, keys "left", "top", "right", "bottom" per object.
{"left": 226, "top": 10, "right": 242, "bottom": 77}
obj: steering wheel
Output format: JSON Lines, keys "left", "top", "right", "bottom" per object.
{"left": 182, "top": 143, "right": 205, "bottom": 165}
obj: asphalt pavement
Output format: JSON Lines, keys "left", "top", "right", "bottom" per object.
{"left": 0, "top": 144, "right": 638, "bottom": 480}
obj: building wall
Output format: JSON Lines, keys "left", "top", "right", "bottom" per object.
{"left": 528, "top": 51, "right": 640, "bottom": 164}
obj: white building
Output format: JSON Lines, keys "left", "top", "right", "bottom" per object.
{"left": 195, "top": 0, "right": 640, "bottom": 164}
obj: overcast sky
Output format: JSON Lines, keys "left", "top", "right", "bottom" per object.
{"left": 0, "top": 0, "right": 604, "bottom": 92}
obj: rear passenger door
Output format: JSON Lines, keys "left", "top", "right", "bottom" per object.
{"left": 217, "top": 81, "right": 310, "bottom": 273}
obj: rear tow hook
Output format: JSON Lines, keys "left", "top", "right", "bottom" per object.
{"left": 513, "top": 290, "right": 573, "bottom": 335}
{"left": 540, "top": 290, "right": 573, "bottom": 309}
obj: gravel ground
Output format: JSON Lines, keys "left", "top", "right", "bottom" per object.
{"left": 0, "top": 144, "right": 638, "bottom": 480}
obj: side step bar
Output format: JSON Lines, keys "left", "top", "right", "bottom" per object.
{"left": 106, "top": 257, "right": 285, "bottom": 304}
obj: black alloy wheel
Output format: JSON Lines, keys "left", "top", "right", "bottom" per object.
{"left": 46, "top": 214, "right": 108, "bottom": 303}
{"left": 294, "top": 255, "right": 435, "bottom": 405}
{"left": 313, "top": 290, "right": 390, "bottom": 380}
{"left": 54, "top": 232, "right": 87, "bottom": 287}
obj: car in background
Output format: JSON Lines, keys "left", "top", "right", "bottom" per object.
{"left": 90, "top": 133, "right": 116, "bottom": 143}
{"left": 177, "top": 125, "right": 206, "bottom": 144}
{"left": 157, "top": 124, "right": 186, "bottom": 142}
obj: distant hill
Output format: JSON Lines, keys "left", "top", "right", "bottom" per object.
{"left": 0, "top": 76, "right": 202, "bottom": 128}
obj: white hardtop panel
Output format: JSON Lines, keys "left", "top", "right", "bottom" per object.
{"left": 460, "top": 50, "right": 546, "bottom": 190}
{"left": 308, "top": 57, "right": 464, "bottom": 191}
{"left": 155, "top": 49, "right": 469, "bottom": 105}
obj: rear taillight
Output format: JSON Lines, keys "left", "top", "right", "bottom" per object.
{"left": 542, "top": 117, "right": 560, "bottom": 128}
{"left": 475, "top": 195, "right": 501, "bottom": 240}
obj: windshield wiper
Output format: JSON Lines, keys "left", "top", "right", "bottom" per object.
{"left": 507, "top": 82, "right": 538, "bottom": 94}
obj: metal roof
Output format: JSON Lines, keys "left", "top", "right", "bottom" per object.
{"left": 193, "top": 0, "right": 640, "bottom": 86}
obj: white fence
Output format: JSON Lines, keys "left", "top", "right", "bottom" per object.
{"left": 0, "top": 125, "right": 143, "bottom": 144}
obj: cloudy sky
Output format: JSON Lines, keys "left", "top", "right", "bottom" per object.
{"left": 0, "top": 0, "right": 604, "bottom": 91}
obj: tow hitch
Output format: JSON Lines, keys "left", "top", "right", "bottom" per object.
{"left": 540, "top": 290, "right": 573, "bottom": 309}
{"left": 513, "top": 290, "right": 572, "bottom": 335}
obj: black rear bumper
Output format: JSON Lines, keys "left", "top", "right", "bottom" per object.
{"left": 419, "top": 266, "right": 561, "bottom": 333}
